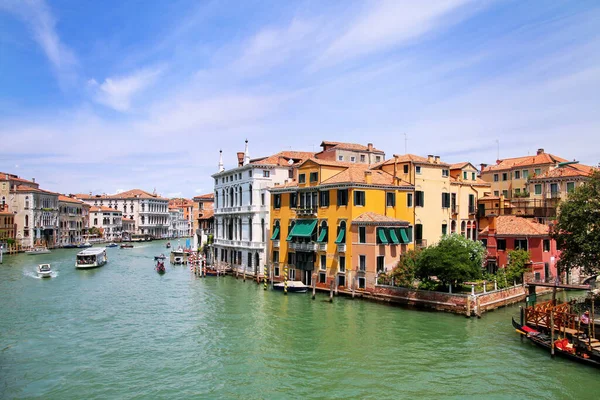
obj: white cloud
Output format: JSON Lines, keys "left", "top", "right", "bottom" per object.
{"left": 311, "top": 0, "right": 473, "bottom": 70}
{"left": 1, "top": 0, "right": 78, "bottom": 86}
{"left": 90, "top": 67, "right": 165, "bottom": 112}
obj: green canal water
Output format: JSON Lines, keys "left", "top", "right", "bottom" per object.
{"left": 1, "top": 240, "right": 598, "bottom": 399}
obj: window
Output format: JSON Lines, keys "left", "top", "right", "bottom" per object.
{"left": 248, "top": 184, "right": 253, "bottom": 205}
{"left": 299, "top": 174, "right": 306, "bottom": 184}
{"left": 319, "top": 191, "right": 329, "bottom": 207}
{"left": 320, "top": 255, "right": 326, "bottom": 270}
{"left": 338, "top": 155, "right": 344, "bottom": 161}
{"left": 386, "top": 192, "right": 395, "bottom": 207}
{"left": 249, "top": 170, "right": 253, "bottom": 177}
{"left": 319, "top": 272, "right": 326, "bottom": 284}
{"left": 375, "top": 156, "right": 381, "bottom": 163}
{"left": 441, "top": 193, "right": 450, "bottom": 208}
{"left": 550, "top": 183, "right": 559, "bottom": 194}
{"left": 534, "top": 168, "right": 541, "bottom": 176}
{"left": 567, "top": 182, "right": 575, "bottom": 193}
{"left": 263, "top": 170, "right": 270, "bottom": 178}
{"left": 377, "top": 256, "right": 384, "bottom": 273}
{"left": 534, "top": 184, "right": 542, "bottom": 195}
{"left": 502, "top": 190, "right": 508, "bottom": 198}
{"left": 543, "top": 239, "right": 550, "bottom": 252}
{"left": 358, "top": 277, "right": 366, "bottom": 289}
{"left": 494, "top": 174, "right": 499, "bottom": 182}
{"left": 522, "top": 170, "right": 529, "bottom": 179}
{"left": 515, "top": 239, "right": 528, "bottom": 251}
{"left": 415, "top": 191, "right": 424, "bottom": 207}
{"left": 337, "top": 189, "right": 348, "bottom": 206}
{"left": 309, "top": 172, "right": 318, "bottom": 183}
{"left": 339, "top": 256, "right": 346, "bottom": 272}
{"left": 288, "top": 252, "right": 296, "bottom": 266}
{"left": 359, "top": 226, "right": 366, "bottom": 243}
{"left": 514, "top": 171, "right": 520, "bottom": 179}
{"left": 416, "top": 166, "right": 422, "bottom": 174}
{"left": 442, "top": 224, "right": 447, "bottom": 236}
{"left": 354, "top": 191, "right": 365, "bottom": 206}
{"left": 502, "top": 173, "right": 508, "bottom": 181}
{"left": 442, "top": 169, "right": 449, "bottom": 177}
{"left": 273, "top": 194, "right": 281, "bottom": 209}
{"left": 497, "top": 239, "right": 506, "bottom": 251}
{"left": 407, "top": 193, "right": 413, "bottom": 207}
{"left": 350, "top": 156, "right": 356, "bottom": 162}
{"left": 248, "top": 218, "right": 253, "bottom": 241}
{"left": 360, "top": 155, "right": 365, "bottom": 162}
{"left": 415, "top": 224, "right": 423, "bottom": 243}
{"left": 289, "top": 268, "right": 296, "bottom": 280}
{"left": 359, "top": 255, "right": 366, "bottom": 271}
{"left": 463, "top": 171, "right": 467, "bottom": 180}
{"left": 472, "top": 172, "right": 476, "bottom": 181}
{"left": 288, "top": 169, "right": 293, "bottom": 179}
{"left": 403, "top": 165, "right": 409, "bottom": 174}
{"left": 290, "top": 192, "right": 297, "bottom": 208}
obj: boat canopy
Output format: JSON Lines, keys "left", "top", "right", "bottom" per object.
{"left": 76, "top": 247, "right": 106, "bottom": 257}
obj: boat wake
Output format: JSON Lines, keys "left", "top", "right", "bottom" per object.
{"left": 24, "top": 270, "right": 59, "bottom": 279}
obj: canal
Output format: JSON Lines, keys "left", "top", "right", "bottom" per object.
{"left": 1, "top": 240, "right": 598, "bottom": 399}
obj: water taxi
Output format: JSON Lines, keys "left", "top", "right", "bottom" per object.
{"left": 37, "top": 264, "right": 52, "bottom": 278}
{"left": 170, "top": 247, "right": 187, "bottom": 264}
{"left": 26, "top": 246, "right": 51, "bottom": 255}
{"left": 76, "top": 247, "right": 108, "bottom": 269}
{"left": 273, "top": 281, "right": 308, "bottom": 293}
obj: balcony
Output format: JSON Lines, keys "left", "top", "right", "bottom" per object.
{"left": 214, "top": 238, "right": 265, "bottom": 249}
{"left": 289, "top": 242, "right": 317, "bottom": 251}
{"left": 272, "top": 240, "right": 280, "bottom": 248}
{"left": 295, "top": 207, "right": 317, "bottom": 217}
{"left": 318, "top": 242, "right": 327, "bottom": 252}
{"left": 337, "top": 243, "right": 346, "bottom": 252}
{"left": 416, "top": 239, "right": 428, "bottom": 249}
{"left": 468, "top": 206, "right": 476, "bottom": 215}
{"left": 451, "top": 205, "right": 459, "bottom": 215}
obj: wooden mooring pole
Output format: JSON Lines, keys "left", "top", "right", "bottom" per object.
{"left": 329, "top": 281, "right": 334, "bottom": 302}
{"left": 550, "top": 310, "right": 555, "bottom": 358}
{"left": 312, "top": 274, "right": 316, "bottom": 300}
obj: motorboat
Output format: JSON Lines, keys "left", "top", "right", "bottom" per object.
{"left": 273, "top": 281, "right": 308, "bottom": 293}
{"left": 26, "top": 246, "right": 51, "bottom": 255}
{"left": 62, "top": 244, "right": 77, "bottom": 249}
{"left": 106, "top": 243, "right": 119, "bottom": 248}
{"left": 156, "top": 260, "right": 166, "bottom": 274}
{"left": 76, "top": 247, "right": 108, "bottom": 269}
{"left": 77, "top": 242, "right": 92, "bottom": 248}
{"left": 120, "top": 244, "right": 134, "bottom": 249}
{"left": 37, "top": 264, "right": 52, "bottom": 278}
{"left": 154, "top": 254, "right": 166, "bottom": 261}
{"left": 170, "top": 248, "right": 187, "bottom": 264}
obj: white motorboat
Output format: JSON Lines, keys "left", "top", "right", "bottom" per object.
{"left": 170, "top": 248, "right": 187, "bottom": 264}
{"left": 77, "top": 241, "right": 92, "bottom": 248}
{"left": 26, "top": 246, "right": 51, "bottom": 255}
{"left": 76, "top": 247, "right": 108, "bottom": 269}
{"left": 273, "top": 281, "right": 308, "bottom": 293}
{"left": 37, "top": 263, "right": 52, "bottom": 278}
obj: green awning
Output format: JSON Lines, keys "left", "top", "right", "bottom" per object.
{"left": 270, "top": 226, "right": 280, "bottom": 240}
{"left": 335, "top": 228, "right": 345, "bottom": 244}
{"left": 288, "top": 219, "right": 317, "bottom": 238}
{"left": 377, "top": 228, "right": 389, "bottom": 244}
{"left": 317, "top": 229, "right": 327, "bottom": 243}
{"left": 388, "top": 228, "right": 400, "bottom": 244}
{"left": 286, "top": 227, "right": 293, "bottom": 241}
{"left": 399, "top": 228, "right": 410, "bottom": 244}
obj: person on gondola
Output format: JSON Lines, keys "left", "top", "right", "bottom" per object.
{"left": 581, "top": 310, "right": 590, "bottom": 325}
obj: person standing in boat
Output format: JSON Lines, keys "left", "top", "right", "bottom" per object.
{"left": 581, "top": 310, "right": 590, "bottom": 326}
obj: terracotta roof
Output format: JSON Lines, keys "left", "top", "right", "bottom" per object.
{"left": 110, "top": 189, "right": 167, "bottom": 200}
{"left": 352, "top": 212, "right": 409, "bottom": 225}
{"left": 198, "top": 209, "right": 214, "bottom": 220}
{"left": 482, "top": 152, "right": 568, "bottom": 173}
{"left": 90, "top": 206, "right": 122, "bottom": 213}
{"left": 320, "top": 165, "right": 401, "bottom": 186}
{"left": 449, "top": 162, "right": 472, "bottom": 170}
{"left": 479, "top": 216, "right": 549, "bottom": 236}
{"left": 301, "top": 157, "right": 358, "bottom": 168}
{"left": 319, "top": 141, "right": 385, "bottom": 154}
{"left": 250, "top": 151, "right": 315, "bottom": 166}
{"left": 530, "top": 163, "right": 597, "bottom": 180}
{"left": 380, "top": 154, "right": 450, "bottom": 167}
{"left": 169, "top": 198, "right": 194, "bottom": 207}
{"left": 449, "top": 175, "right": 490, "bottom": 186}
{"left": 58, "top": 195, "right": 85, "bottom": 204}
{"left": 193, "top": 193, "right": 214, "bottom": 201}
{"left": 13, "top": 185, "right": 57, "bottom": 195}
{"left": 0, "top": 172, "right": 38, "bottom": 186}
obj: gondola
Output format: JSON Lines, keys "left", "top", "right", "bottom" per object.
{"left": 155, "top": 260, "right": 166, "bottom": 274}
{"left": 512, "top": 318, "right": 600, "bottom": 368}
{"left": 166, "top": 242, "right": 171, "bottom": 249}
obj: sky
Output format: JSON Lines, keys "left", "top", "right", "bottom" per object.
{"left": 1, "top": 0, "right": 599, "bottom": 198}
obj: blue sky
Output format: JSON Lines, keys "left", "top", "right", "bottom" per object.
{"left": 1, "top": 0, "right": 599, "bottom": 198}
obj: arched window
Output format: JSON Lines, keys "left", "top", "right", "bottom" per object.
{"left": 319, "top": 220, "right": 328, "bottom": 242}
{"left": 229, "top": 188, "right": 234, "bottom": 207}
{"left": 472, "top": 221, "right": 478, "bottom": 240}
{"left": 25, "top": 215, "right": 29, "bottom": 227}
{"left": 337, "top": 220, "right": 347, "bottom": 244}
{"left": 461, "top": 221, "right": 466, "bottom": 237}
{"left": 451, "top": 220, "right": 457, "bottom": 233}
{"left": 261, "top": 218, "right": 265, "bottom": 242}
{"left": 248, "top": 217, "right": 253, "bottom": 241}
{"left": 248, "top": 184, "right": 253, "bottom": 205}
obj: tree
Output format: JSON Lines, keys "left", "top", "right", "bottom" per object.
{"left": 415, "top": 233, "right": 484, "bottom": 286}
{"left": 505, "top": 249, "right": 530, "bottom": 284}
{"left": 552, "top": 170, "right": 600, "bottom": 276}
{"left": 388, "top": 249, "right": 420, "bottom": 288}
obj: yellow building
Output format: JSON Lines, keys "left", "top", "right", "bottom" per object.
{"left": 448, "top": 162, "right": 491, "bottom": 239}
{"left": 269, "top": 158, "right": 414, "bottom": 291}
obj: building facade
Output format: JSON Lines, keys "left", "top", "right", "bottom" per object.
{"left": 0, "top": 204, "right": 16, "bottom": 246}
{"left": 193, "top": 193, "right": 215, "bottom": 250}
{"left": 269, "top": 158, "right": 414, "bottom": 291}
{"left": 58, "top": 195, "right": 89, "bottom": 246}
{"left": 212, "top": 142, "right": 314, "bottom": 275}
{"left": 89, "top": 206, "right": 123, "bottom": 241}
{"left": 12, "top": 186, "right": 59, "bottom": 248}
{"left": 169, "top": 198, "right": 195, "bottom": 237}
{"left": 314, "top": 141, "right": 385, "bottom": 165}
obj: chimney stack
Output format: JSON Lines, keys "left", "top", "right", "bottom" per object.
{"left": 480, "top": 163, "right": 488, "bottom": 172}
{"left": 32, "top": 178, "right": 35, "bottom": 183}
{"left": 367, "top": 143, "right": 373, "bottom": 152}
{"left": 218, "top": 150, "right": 224, "bottom": 172}
{"left": 537, "top": 148, "right": 544, "bottom": 155}
{"left": 364, "top": 170, "right": 372, "bottom": 185}
{"left": 244, "top": 139, "right": 250, "bottom": 165}
{"left": 434, "top": 155, "right": 440, "bottom": 164}
{"left": 427, "top": 154, "right": 434, "bottom": 163}
{"left": 237, "top": 152, "right": 245, "bottom": 167}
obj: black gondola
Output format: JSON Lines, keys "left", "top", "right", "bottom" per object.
{"left": 512, "top": 318, "right": 600, "bottom": 368}
{"left": 166, "top": 242, "right": 171, "bottom": 249}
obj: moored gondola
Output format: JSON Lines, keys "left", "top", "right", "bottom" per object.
{"left": 512, "top": 318, "right": 600, "bottom": 368}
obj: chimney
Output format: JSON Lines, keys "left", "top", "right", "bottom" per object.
{"left": 367, "top": 143, "right": 373, "bottom": 152}
{"left": 364, "top": 170, "right": 372, "bottom": 185}
{"left": 32, "top": 178, "right": 35, "bottom": 183}
{"left": 434, "top": 155, "right": 440, "bottom": 164}
{"left": 244, "top": 139, "right": 250, "bottom": 165}
{"left": 237, "top": 152, "right": 244, "bottom": 167}
{"left": 480, "top": 163, "right": 488, "bottom": 172}
{"left": 427, "top": 154, "right": 434, "bottom": 163}
{"left": 218, "top": 150, "right": 224, "bottom": 172}
{"left": 537, "top": 148, "right": 544, "bottom": 155}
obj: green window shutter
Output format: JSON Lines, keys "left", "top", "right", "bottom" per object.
{"left": 377, "top": 228, "right": 389, "bottom": 244}
{"left": 335, "top": 228, "right": 345, "bottom": 244}
{"left": 388, "top": 228, "right": 400, "bottom": 244}
{"left": 317, "top": 228, "right": 327, "bottom": 243}
{"left": 399, "top": 228, "right": 410, "bottom": 244}
{"left": 270, "top": 226, "right": 280, "bottom": 240}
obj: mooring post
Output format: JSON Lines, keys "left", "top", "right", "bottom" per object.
{"left": 483, "top": 281, "right": 487, "bottom": 294}
{"left": 494, "top": 280, "right": 498, "bottom": 291}
{"left": 243, "top": 267, "right": 246, "bottom": 282}
{"left": 329, "top": 281, "right": 334, "bottom": 302}
{"left": 335, "top": 278, "right": 338, "bottom": 295}
{"left": 550, "top": 310, "right": 555, "bottom": 358}
{"left": 284, "top": 266, "right": 288, "bottom": 295}
{"left": 352, "top": 274, "right": 356, "bottom": 299}
{"left": 312, "top": 274, "right": 316, "bottom": 300}
{"left": 263, "top": 266, "right": 268, "bottom": 290}
{"left": 520, "top": 306, "right": 524, "bottom": 342}
{"left": 471, "top": 284, "right": 475, "bottom": 295}
{"left": 466, "top": 295, "right": 471, "bottom": 317}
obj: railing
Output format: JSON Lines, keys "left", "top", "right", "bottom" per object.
{"left": 337, "top": 243, "right": 346, "bottom": 252}
{"left": 289, "top": 242, "right": 317, "bottom": 251}
{"left": 468, "top": 206, "right": 476, "bottom": 214}
{"left": 296, "top": 207, "right": 317, "bottom": 216}
{"left": 214, "top": 238, "right": 265, "bottom": 249}
{"left": 451, "top": 205, "right": 459, "bottom": 214}
{"left": 272, "top": 240, "right": 280, "bottom": 248}
{"left": 416, "top": 239, "right": 427, "bottom": 249}
{"left": 318, "top": 242, "right": 327, "bottom": 252}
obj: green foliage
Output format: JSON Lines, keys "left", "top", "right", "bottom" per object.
{"left": 207, "top": 234, "right": 214, "bottom": 245}
{"left": 553, "top": 170, "right": 600, "bottom": 275}
{"left": 6, "top": 238, "right": 15, "bottom": 245}
{"left": 389, "top": 249, "right": 420, "bottom": 288}
{"left": 505, "top": 249, "right": 530, "bottom": 284}
{"left": 415, "top": 234, "right": 485, "bottom": 286}
{"left": 417, "top": 279, "right": 439, "bottom": 291}
{"left": 88, "top": 227, "right": 102, "bottom": 237}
